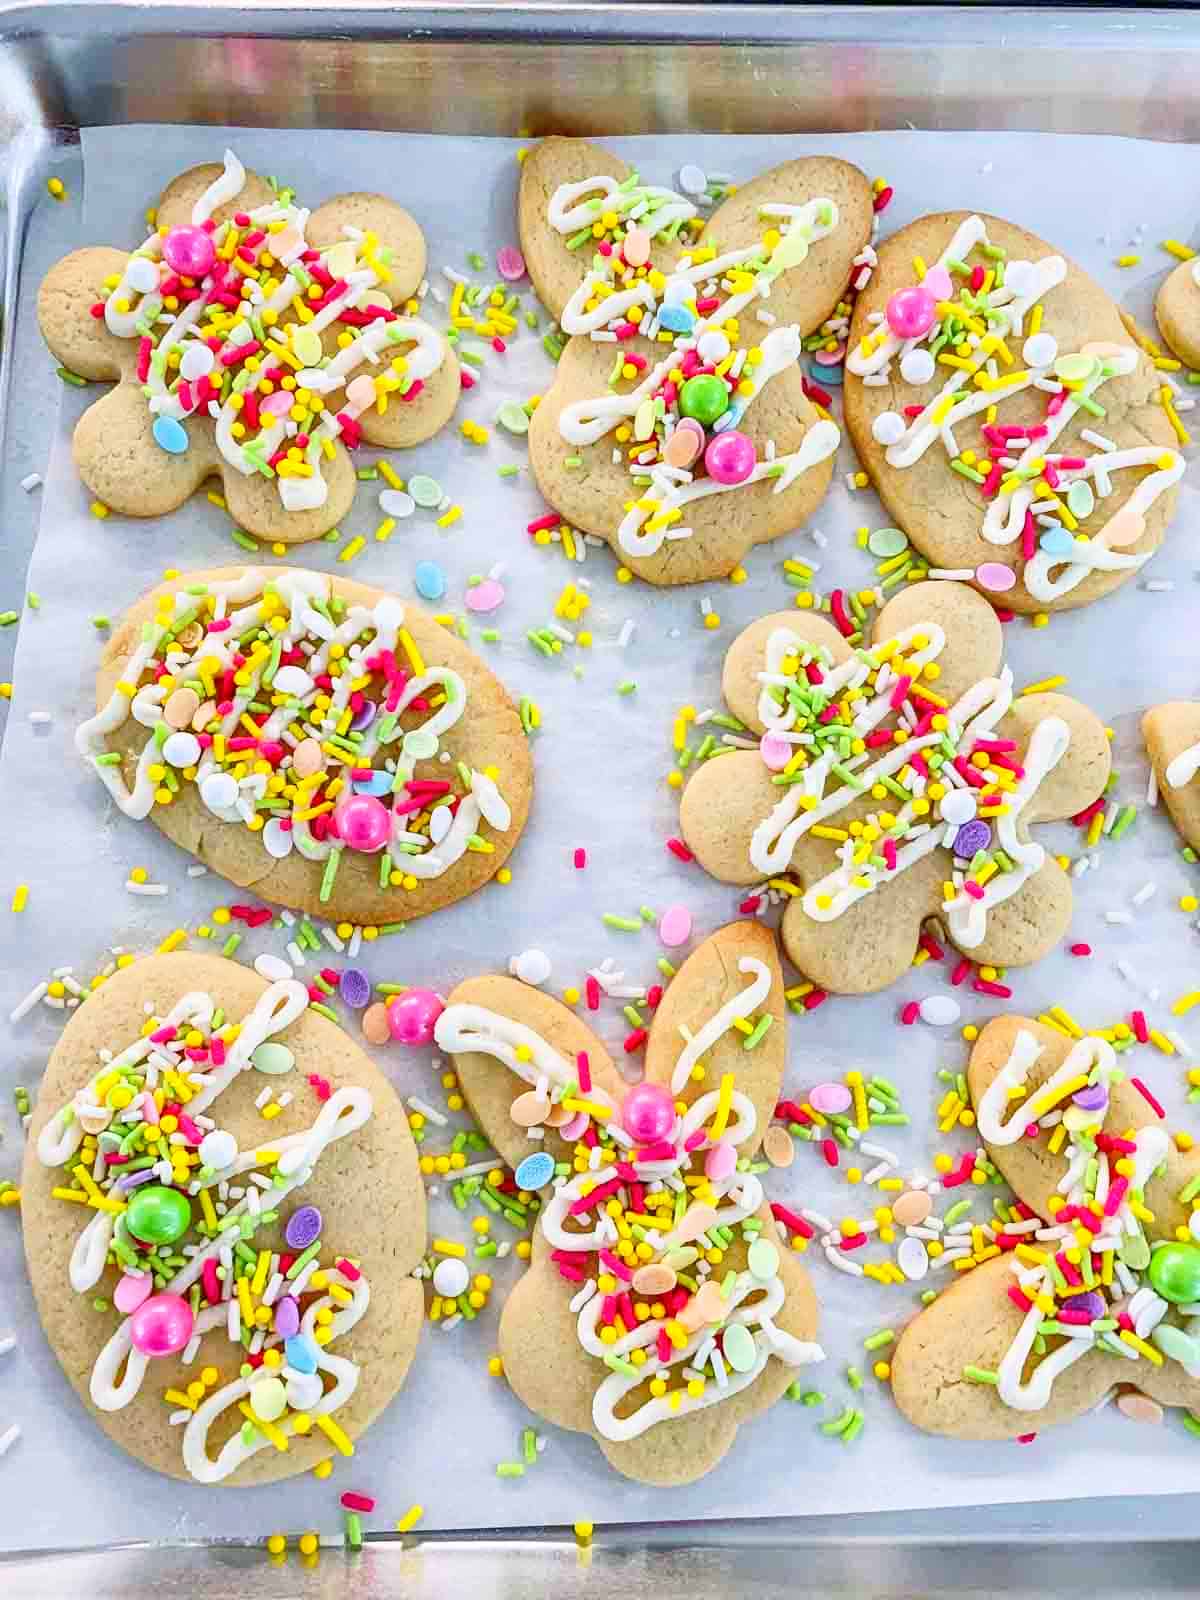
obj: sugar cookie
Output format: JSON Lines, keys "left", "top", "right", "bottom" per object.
{"left": 21, "top": 952, "right": 424, "bottom": 1482}
{"left": 38, "top": 149, "right": 459, "bottom": 541}
{"left": 433, "top": 922, "right": 823, "bottom": 1484}
{"left": 679, "top": 580, "right": 1110, "bottom": 993}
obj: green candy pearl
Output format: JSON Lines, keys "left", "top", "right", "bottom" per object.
{"left": 1147, "top": 1241, "right": 1200, "bottom": 1304}
{"left": 126, "top": 1183, "right": 192, "bottom": 1246}
{"left": 678, "top": 373, "right": 729, "bottom": 426}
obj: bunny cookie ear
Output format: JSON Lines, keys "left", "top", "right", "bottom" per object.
{"left": 643, "top": 921, "right": 786, "bottom": 1153}
{"left": 518, "top": 137, "right": 684, "bottom": 321}
{"left": 965, "top": 1014, "right": 1198, "bottom": 1235}
{"left": 1155, "top": 258, "right": 1200, "bottom": 369}
{"left": 703, "top": 156, "right": 874, "bottom": 336}
{"left": 1144, "top": 702, "right": 1200, "bottom": 853}
{"left": 307, "top": 194, "right": 427, "bottom": 306}
{"left": 434, "top": 975, "right": 624, "bottom": 1172}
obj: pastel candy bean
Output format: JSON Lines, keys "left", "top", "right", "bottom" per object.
{"left": 632, "top": 1263, "right": 677, "bottom": 1296}
{"left": 704, "top": 1140, "right": 736, "bottom": 1181}
{"left": 658, "top": 905, "right": 692, "bottom": 948}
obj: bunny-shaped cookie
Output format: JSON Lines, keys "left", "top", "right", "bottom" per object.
{"left": 520, "top": 138, "right": 875, "bottom": 583}
{"left": 434, "top": 922, "right": 822, "bottom": 1484}
{"left": 892, "top": 1014, "right": 1200, "bottom": 1438}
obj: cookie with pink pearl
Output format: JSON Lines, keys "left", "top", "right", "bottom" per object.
{"left": 79, "top": 565, "right": 532, "bottom": 923}
{"left": 432, "top": 921, "right": 821, "bottom": 1485}
{"left": 21, "top": 952, "right": 425, "bottom": 1483}
{"left": 678, "top": 579, "right": 1111, "bottom": 995}
{"left": 37, "top": 148, "right": 458, "bottom": 542}
{"left": 844, "top": 211, "right": 1183, "bottom": 612}
{"left": 520, "top": 138, "right": 874, "bottom": 583}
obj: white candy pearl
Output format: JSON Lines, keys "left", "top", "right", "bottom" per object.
{"left": 1022, "top": 332, "right": 1058, "bottom": 369}
{"left": 678, "top": 164, "right": 707, "bottom": 196}
{"left": 512, "top": 948, "right": 552, "bottom": 986}
{"left": 919, "top": 995, "right": 962, "bottom": 1027}
{"left": 432, "top": 1258, "right": 470, "bottom": 1298}
{"left": 696, "top": 331, "right": 731, "bottom": 364}
{"left": 200, "top": 772, "right": 239, "bottom": 811}
{"left": 199, "top": 1129, "right": 238, "bottom": 1169}
{"left": 125, "top": 257, "right": 159, "bottom": 294}
{"left": 285, "top": 1371, "right": 325, "bottom": 1410}
{"left": 179, "top": 343, "right": 216, "bottom": 381}
{"left": 939, "top": 788, "right": 978, "bottom": 826}
{"left": 871, "top": 411, "right": 907, "bottom": 446}
{"left": 899, "top": 348, "right": 935, "bottom": 385}
{"left": 272, "top": 665, "right": 313, "bottom": 697}
{"left": 162, "top": 731, "right": 201, "bottom": 768}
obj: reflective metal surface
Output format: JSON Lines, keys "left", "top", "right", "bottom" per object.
{"left": 4, "top": 3, "right": 1200, "bottom": 1591}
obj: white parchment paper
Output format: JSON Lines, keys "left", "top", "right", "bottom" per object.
{"left": 1, "top": 125, "right": 1200, "bottom": 1549}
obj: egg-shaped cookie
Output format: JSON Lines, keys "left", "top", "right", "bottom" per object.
{"left": 844, "top": 211, "right": 1183, "bottom": 612}
{"left": 75, "top": 566, "right": 532, "bottom": 921}
{"left": 22, "top": 952, "right": 424, "bottom": 1483}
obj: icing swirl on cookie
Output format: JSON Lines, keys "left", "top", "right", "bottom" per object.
{"left": 1165, "top": 741, "right": 1200, "bottom": 790}
{"left": 37, "top": 978, "right": 375, "bottom": 1481}
{"left": 746, "top": 620, "right": 1069, "bottom": 946}
{"left": 75, "top": 569, "right": 512, "bottom": 894}
{"left": 435, "top": 970, "right": 823, "bottom": 1443}
{"left": 99, "top": 148, "right": 447, "bottom": 513}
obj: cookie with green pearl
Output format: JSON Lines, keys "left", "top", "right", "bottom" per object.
{"left": 37, "top": 149, "right": 457, "bottom": 541}
{"left": 22, "top": 952, "right": 425, "bottom": 1483}
{"left": 678, "top": 580, "right": 1110, "bottom": 994}
{"left": 845, "top": 211, "right": 1182, "bottom": 612}
{"left": 891, "top": 1013, "right": 1200, "bottom": 1440}
{"left": 433, "top": 922, "right": 823, "bottom": 1485}
{"left": 520, "top": 139, "right": 873, "bottom": 584}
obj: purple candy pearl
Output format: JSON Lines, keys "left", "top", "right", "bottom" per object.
{"left": 285, "top": 1204, "right": 323, "bottom": 1250}
{"left": 350, "top": 698, "right": 377, "bottom": 733}
{"left": 1062, "top": 1290, "right": 1105, "bottom": 1320}
{"left": 272, "top": 1295, "right": 301, "bottom": 1338}
{"left": 1072, "top": 1082, "right": 1109, "bottom": 1111}
{"left": 953, "top": 819, "right": 992, "bottom": 858}
{"left": 339, "top": 967, "right": 372, "bottom": 1009}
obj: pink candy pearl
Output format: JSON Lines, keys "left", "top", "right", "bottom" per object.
{"left": 705, "top": 1140, "right": 737, "bottom": 1181}
{"left": 387, "top": 988, "right": 444, "bottom": 1046}
{"left": 621, "top": 1082, "right": 676, "bottom": 1144}
{"left": 333, "top": 793, "right": 391, "bottom": 854}
{"left": 128, "top": 1292, "right": 194, "bottom": 1358}
{"left": 885, "top": 285, "right": 937, "bottom": 339}
{"left": 759, "top": 732, "right": 792, "bottom": 771}
{"left": 704, "top": 429, "right": 756, "bottom": 485}
{"left": 923, "top": 265, "right": 953, "bottom": 300}
{"left": 162, "top": 224, "right": 216, "bottom": 279}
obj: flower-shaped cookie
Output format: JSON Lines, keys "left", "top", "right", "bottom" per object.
{"left": 520, "top": 138, "right": 874, "bottom": 583}
{"left": 38, "top": 149, "right": 459, "bottom": 542}
{"left": 679, "top": 580, "right": 1111, "bottom": 994}
{"left": 1144, "top": 703, "right": 1200, "bottom": 853}
{"left": 844, "top": 212, "right": 1183, "bottom": 612}
{"left": 891, "top": 1014, "right": 1200, "bottom": 1439}
{"left": 433, "top": 922, "right": 823, "bottom": 1485}
{"left": 76, "top": 565, "right": 532, "bottom": 923}
{"left": 22, "top": 952, "right": 425, "bottom": 1482}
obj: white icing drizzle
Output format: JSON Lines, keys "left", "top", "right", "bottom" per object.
{"left": 432, "top": 1002, "right": 617, "bottom": 1116}
{"left": 547, "top": 174, "right": 696, "bottom": 238}
{"left": 618, "top": 419, "right": 839, "bottom": 559}
{"left": 1166, "top": 740, "right": 1200, "bottom": 790}
{"left": 745, "top": 620, "right": 1069, "bottom": 939}
{"left": 192, "top": 149, "right": 247, "bottom": 224}
{"left": 75, "top": 570, "right": 504, "bottom": 882}
{"left": 975, "top": 1031, "right": 1116, "bottom": 1145}
{"left": 666, "top": 957, "right": 773, "bottom": 1094}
